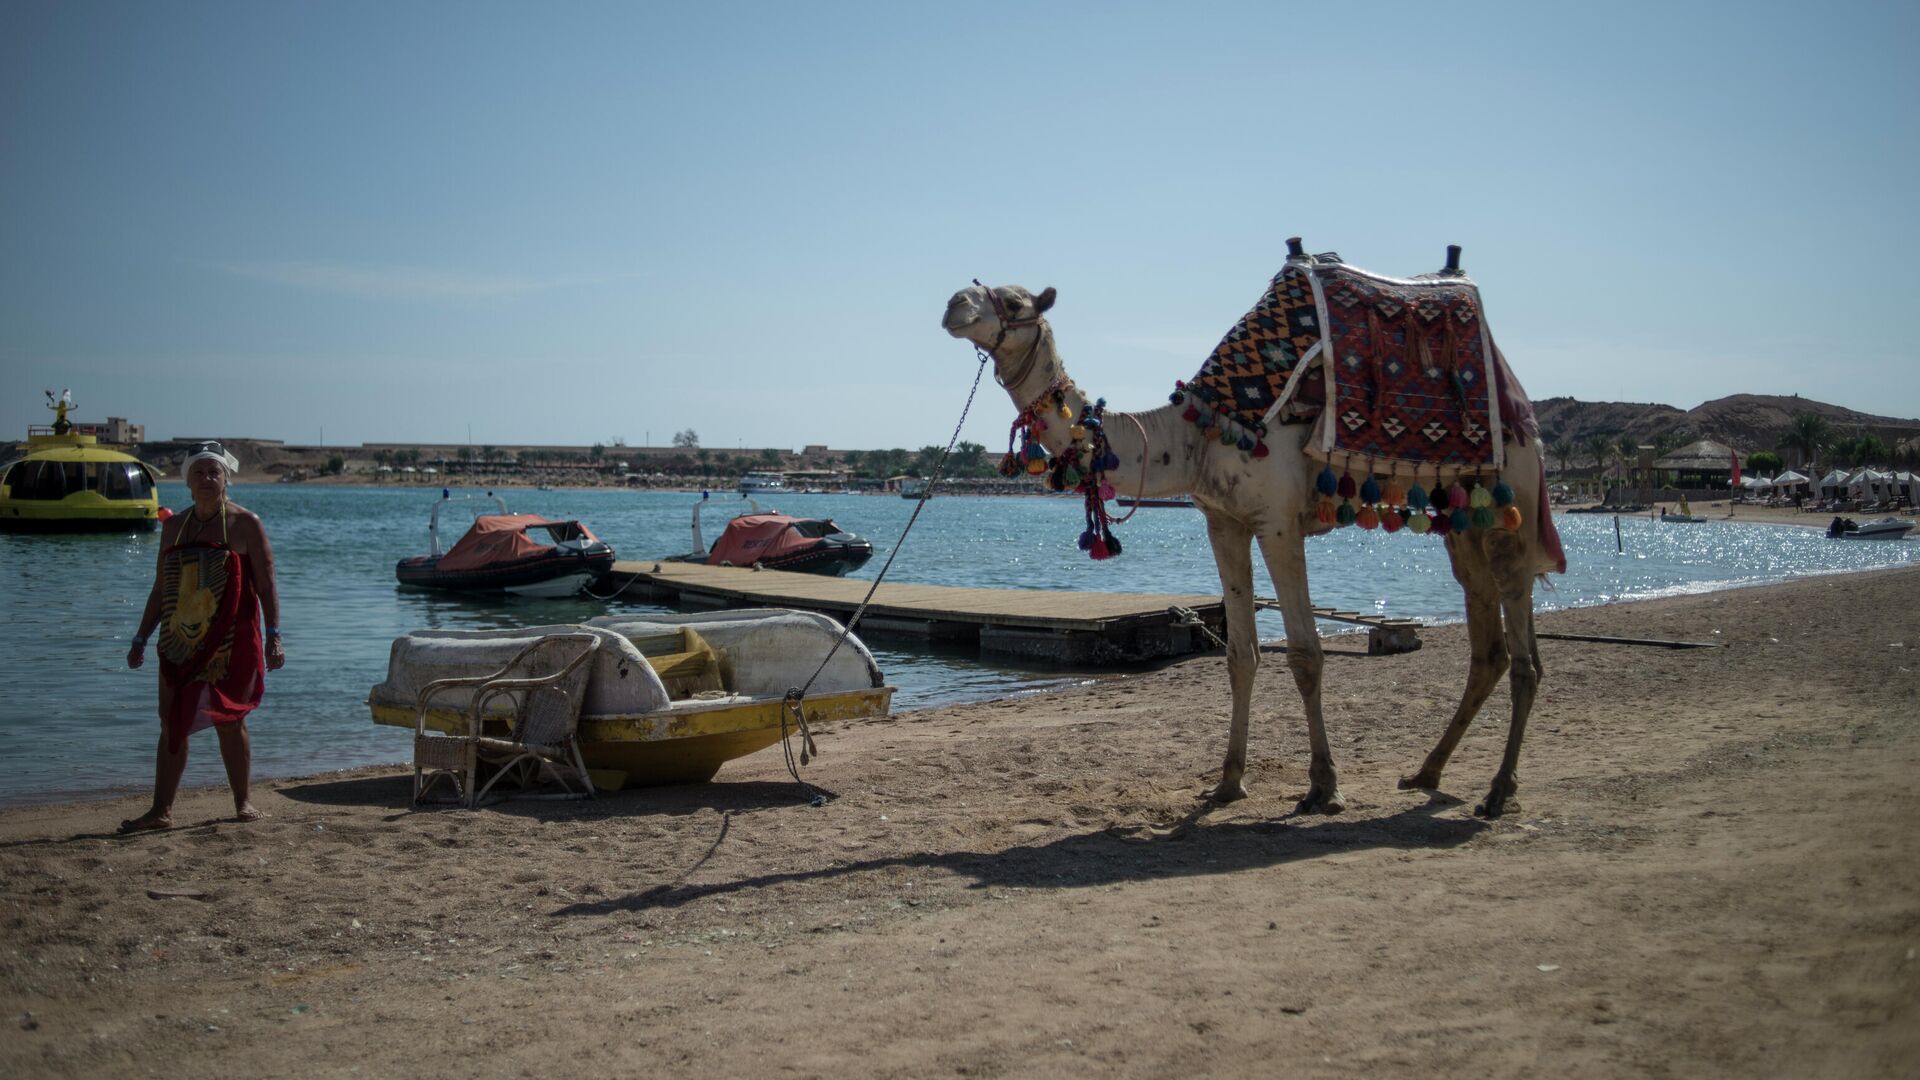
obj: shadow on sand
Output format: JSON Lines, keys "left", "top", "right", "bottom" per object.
{"left": 547, "top": 795, "right": 1488, "bottom": 919}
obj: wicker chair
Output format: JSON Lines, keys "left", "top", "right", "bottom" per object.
{"left": 412, "top": 632, "right": 602, "bottom": 808}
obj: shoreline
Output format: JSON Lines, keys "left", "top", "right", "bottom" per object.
{"left": 10, "top": 562, "right": 1912, "bottom": 816}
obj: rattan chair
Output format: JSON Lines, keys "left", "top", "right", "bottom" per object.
{"left": 412, "top": 632, "right": 602, "bottom": 808}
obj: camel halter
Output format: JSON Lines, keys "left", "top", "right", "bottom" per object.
{"left": 974, "top": 280, "right": 1049, "bottom": 392}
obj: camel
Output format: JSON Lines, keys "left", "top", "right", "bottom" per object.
{"left": 942, "top": 257, "right": 1562, "bottom": 818}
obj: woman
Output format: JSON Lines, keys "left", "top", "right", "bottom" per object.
{"left": 121, "top": 442, "right": 284, "bottom": 832}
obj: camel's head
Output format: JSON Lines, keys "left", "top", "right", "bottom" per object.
{"left": 942, "top": 282, "right": 1056, "bottom": 352}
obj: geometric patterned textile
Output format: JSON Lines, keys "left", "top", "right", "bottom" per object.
{"left": 1310, "top": 260, "right": 1499, "bottom": 475}
{"left": 1180, "top": 250, "right": 1541, "bottom": 479}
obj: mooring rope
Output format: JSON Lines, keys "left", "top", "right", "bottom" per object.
{"left": 775, "top": 349, "right": 995, "bottom": 801}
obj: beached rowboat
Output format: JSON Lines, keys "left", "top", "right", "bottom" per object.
{"left": 368, "top": 609, "right": 893, "bottom": 787}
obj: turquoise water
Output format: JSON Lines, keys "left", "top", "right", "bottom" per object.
{"left": 4, "top": 484, "right": 1914, "bottom": 806}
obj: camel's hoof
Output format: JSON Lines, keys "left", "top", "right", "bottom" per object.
{"left": 1211, "top": 781, "right": 1249, "bottom": 804}
{"left": 1296, "top": 787, "right": 1347, "bottom": 815}
{"left": 1474, "top": 791, "right": 1517, "bottom": 818}
{"left": 1397, "top": 771, "right": 1441, "bottom": 791}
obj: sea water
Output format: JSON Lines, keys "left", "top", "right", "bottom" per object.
{"left": 3, "top": 484, "right": 1913, "bottom": 806}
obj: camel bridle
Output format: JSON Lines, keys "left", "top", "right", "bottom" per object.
{"left": 971, "top": 279, "right": 1049, "bottom": 393}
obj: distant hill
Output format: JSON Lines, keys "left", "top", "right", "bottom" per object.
{"left": 1533, "top": 394, "right": 1920, "bottom": 457}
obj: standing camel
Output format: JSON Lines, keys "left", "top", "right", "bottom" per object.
{"left": 942, "top": 246, "right": 1564, "bottom": 817}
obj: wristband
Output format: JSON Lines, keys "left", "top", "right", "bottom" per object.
{"left": 265, "top": 627, "right": 281, "bottom": 637}
{"left": 131, "top": 636, "right": 147, "bottom": 648}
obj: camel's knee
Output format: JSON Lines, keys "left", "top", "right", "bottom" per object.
{"left": 1477, "top": 641, "right": 1511, "bottom": 680}
{"left": 1284, "top": 642, "right": 1323, "bottom": 688}
{"left": 1508, "top": 652, "right": 1541, "bottom": 697}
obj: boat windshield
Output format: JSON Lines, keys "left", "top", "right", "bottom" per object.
{"left": 3, "top": 460, "right": 153, "bottom": 501}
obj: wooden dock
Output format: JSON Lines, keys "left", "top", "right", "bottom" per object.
{"left": 600, "top": 562, "right": 1424, "bottom": 663}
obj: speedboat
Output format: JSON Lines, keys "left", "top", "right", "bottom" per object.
{"left": 395, "top": 493, "right": 615, "bottom": 596}
{"left": 1, "top": 393, "right": 162, "bottom": 532}
{"left": 1827, "top": 516, "right": 1915, "bottom": 541}
{"left": 671, "top": 494, "right": 873, "bottom": 576}
{"left": 369, "top": 609, "right": 894, "bottom": 787}
{"left": 738, "top": 472, "right": 787, "bottom": 495}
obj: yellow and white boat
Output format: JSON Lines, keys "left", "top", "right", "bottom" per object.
{"left": 1, "top": 394, "right": 161, "bottom": 532}
{"left": 369, "top": 609, "right": 894, "bottom": 788}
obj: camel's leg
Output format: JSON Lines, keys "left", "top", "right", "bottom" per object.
{"left": 1478, "top": 573, "right": 1542, "bottom": 819}
{"left": 1399, "top": 550, "right": 1509, "bottom": 792}
{"left": 1202, "top": 514, "right": 1259, "bottom": 803}
{"left": 1254, "top": 530, "right": 1342, "bottom": 813}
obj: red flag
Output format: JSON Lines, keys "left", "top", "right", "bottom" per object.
{"left": 1731, "top": 448, "right": 1742, "bottom": 487}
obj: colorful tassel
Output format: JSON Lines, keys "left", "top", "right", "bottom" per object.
{"left": 1499, "top": 505, "right": 1523, "bottom": 530}
{"left": 1471, "top": 506, "right": 1495, "bottom": 530}
{"left": 1431, "top": 509, "right": 1452, "bottom": 535}
{"left": 1316, "top": 498, "right": 1337, "bottom": 525}
{"left": 1360, "top": 476, "right": 1382, "bottom": 505}
{"left": 1469, "top": 485, "right": 1493, "bottom": 509}
{"left": 1252, "top": 441, "right": 1269, "bottom": 459}
{"left": 1407, "top": 483, "right": 1430, "bottom": 509}
{"left": 1356, "top": 505, "right": 1380, "bottom": 530}
{"left": 1382, "top": 480, "right": 1405, "bottom": 507}
{"left": 1449, "top": 506, "right": 1471, "bottom": 532}
{"left": 1447, "top": 481, "right": 1469, "bottom": 509}
{"left": 1408, "top": 510, "right": 1431, "bottom": 534}
{"left": 1337, "top": 473, "right": 1357, "bottom": 499}
{"left": 1336, "top": 500, "right": 1357, "bottom": 526}
{"left": 1025, "top": 457, "right": 1047, "bottom": 476}
{"left": 1492, "top": 480, "right": 1515, "bottom": 507}
{"left": 1182, "top": 405, "right": 1199, "bottom": 422}
{"left": 1381, "top": 508, "right": 1404, "bottom": 533}
{"left": 1316, "top": 466, "right": 1338, "bottom": 496}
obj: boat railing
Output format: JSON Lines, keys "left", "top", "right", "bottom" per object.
{"left": 428, "top": 492, "right": 510, "bottom": 556}
{"left": 690, "top": 493, "right": 763, "bottom": 556}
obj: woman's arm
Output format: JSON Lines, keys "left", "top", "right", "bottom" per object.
{"left": 238, "top": 511, "right": 284, "bottom": 670}
{"left": 127, "top": 518, "right": 173, "bottom": 669}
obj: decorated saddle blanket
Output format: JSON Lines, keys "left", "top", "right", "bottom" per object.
{"left": 1175, "top": 254, "right": 1541, "bottom": 478}
{"left": 157, "top": 541, "right": 264, "bottom": 752}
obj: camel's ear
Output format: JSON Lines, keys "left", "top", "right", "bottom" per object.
{"left": 1034, "top": 286, "right": 1056, "bottom": 314}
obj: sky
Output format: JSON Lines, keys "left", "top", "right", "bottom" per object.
{"left": 3, "top": 1, "right": 1916, "bottom": 452}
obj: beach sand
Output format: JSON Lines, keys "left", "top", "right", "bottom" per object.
{"left": 4, "top": 566, "right": 1916, "bottom": 1078}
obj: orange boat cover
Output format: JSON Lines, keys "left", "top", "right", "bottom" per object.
{"left": 437, "top": 514, "right": 576, "bottom": 572}
{"left": 706, "top": 514, "right": 820, "bottom": 566}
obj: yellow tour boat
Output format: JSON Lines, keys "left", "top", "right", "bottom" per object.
{"left": 369, "top": 609, "right": 894, "bottom": 789}
{"left": 1, "top": 392, "right": 162, "bottom": 532}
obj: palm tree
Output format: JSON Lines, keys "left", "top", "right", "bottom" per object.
{"left": 1548, "top": 438, "right": 1576, "bottom": 476}
{"left": 1583, "top": 434, "right": 1615, "bottom": 475}
{"left": 1777, "top": 412, "right": 1833, "bottom": 474}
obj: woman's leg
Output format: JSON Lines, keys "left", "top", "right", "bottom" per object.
{"left": 121, "top": 733, "right": 187, "bottom": 832}
{"left": 214, "top": 719, "right": 258, "bottom": 820}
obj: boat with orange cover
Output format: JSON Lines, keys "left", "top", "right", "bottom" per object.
{"left": 395, "top": 493, "right": 615, "bottom": 597}
{"left": 671, "top": 494, "right": 872, "bottom": 576}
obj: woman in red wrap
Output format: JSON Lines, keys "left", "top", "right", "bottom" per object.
{"left": 120, "top": 442, "right": 284, "bottom": 833}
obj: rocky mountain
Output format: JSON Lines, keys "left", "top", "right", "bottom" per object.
{"left": 1533, "top": 394, "right": 1920, "bottom": 458}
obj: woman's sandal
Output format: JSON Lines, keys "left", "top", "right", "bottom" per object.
{"left": 116, "top": 813, "right": 172, "bottom": 835}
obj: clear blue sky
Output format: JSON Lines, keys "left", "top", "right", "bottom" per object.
{"left": 3, "top": 1, "right": 1915, "bottom": 451}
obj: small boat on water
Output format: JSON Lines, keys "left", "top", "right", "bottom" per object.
{"left": 1827, "top": 516, "right": 1915, "bottom": 541}
{"left": 395, "top": 492, "right": 615, "bottom": 597}
{"left": 0, "top": 392, "right": 162, "bottom": 533}
{"left": 669, "top": 494, "right": 873, "bottom": 576}
{"left": 738, "top": 472, "right": 787, "bottom": 495}
{"left": 368, "top": 608, "right": 894, "bottom": 788}
{"left": 1659, "top": 496, "right": 1707, "bottom": 524}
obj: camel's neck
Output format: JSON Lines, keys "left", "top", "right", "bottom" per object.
{"left": 996, "top": 329, "right": 1199, "bottom": 500}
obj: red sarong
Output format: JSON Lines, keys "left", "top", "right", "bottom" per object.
{"left": 156, "top": 541, "right": 264, "bottom": 752}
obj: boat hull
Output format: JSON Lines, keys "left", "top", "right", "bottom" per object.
{"left": 395, "top": 551, "right": 615, "bottom": 595}
{"left": 372, "top": 685, "right": 894, "bottom": 787}
{"left": 0, "top": 507, "right": 161, "bottom": 533}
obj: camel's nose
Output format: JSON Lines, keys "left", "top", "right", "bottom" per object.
{"left": 942, "top": 292, "right": 980, "bottom": 333}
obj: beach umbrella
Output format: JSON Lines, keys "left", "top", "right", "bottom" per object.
{"left": 1773, "top": 469, "right": 1809, "bottom": 488}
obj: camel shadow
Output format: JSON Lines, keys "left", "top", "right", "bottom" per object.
{"left": 550, "top": 797, "right": 1487, "bottom": 918}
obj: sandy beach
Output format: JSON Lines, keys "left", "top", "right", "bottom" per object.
{"left": 4, "top": 565, "right": 1917, "bottom": 1078}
